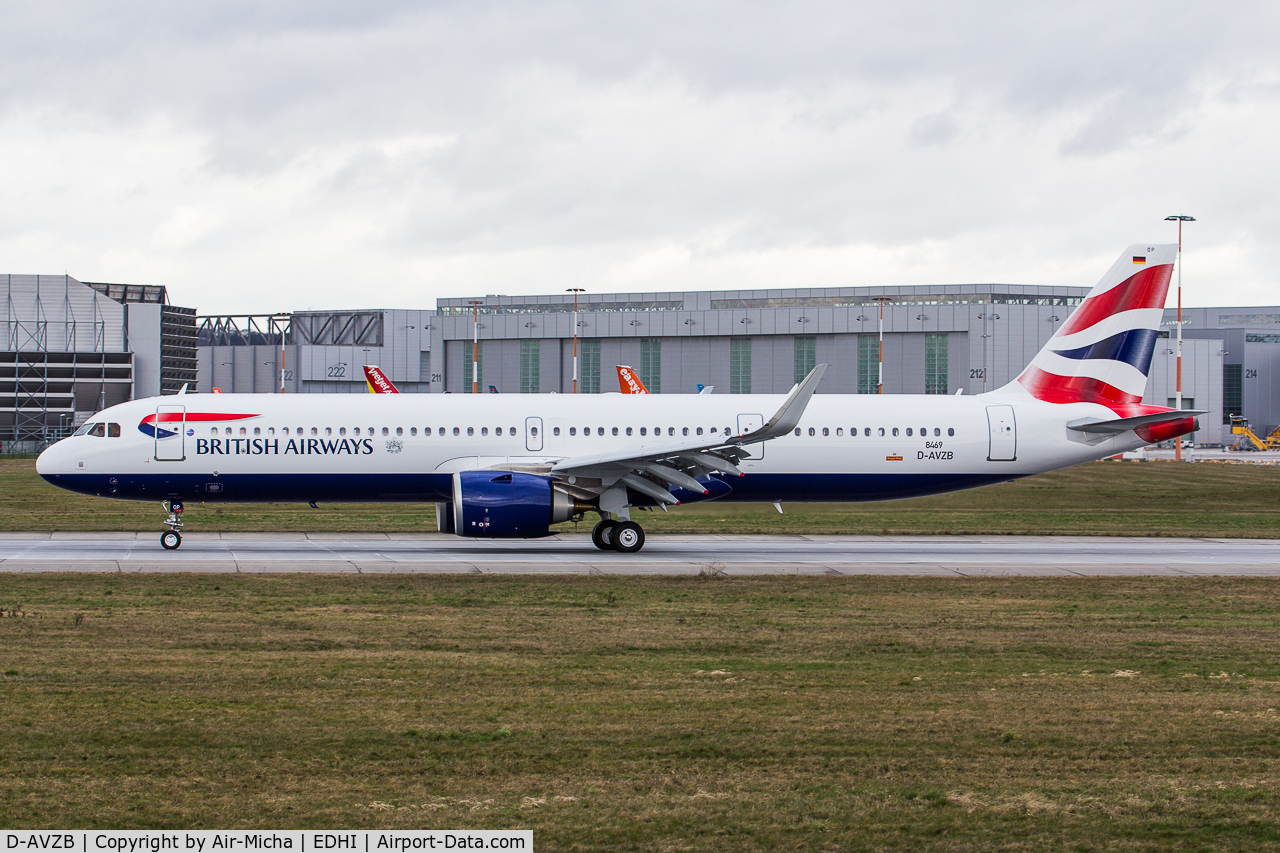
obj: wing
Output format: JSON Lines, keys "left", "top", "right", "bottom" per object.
{"left": 534, "top": 364, "right": 826, "bottom": 514}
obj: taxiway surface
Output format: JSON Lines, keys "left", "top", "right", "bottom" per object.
{"left": 0, "top": 533, "right": 1276, "bottom": 575}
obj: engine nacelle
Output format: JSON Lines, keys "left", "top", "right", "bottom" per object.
{"left": 449, "top": 471, "right": 590, "bottom": 538}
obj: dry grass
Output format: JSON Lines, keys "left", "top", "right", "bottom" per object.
{"left": 2, "top": 574, "right": 1279, "bottom": 850}
{"left": 5, "top": 457, "right": 1280, "bottom": 536}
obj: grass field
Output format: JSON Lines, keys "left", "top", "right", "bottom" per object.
{"left": 1, "top": 574, "right": 1278, "bottom": 850}
{"left": 4, "top": 457, "right": 1280, "bottom": 536}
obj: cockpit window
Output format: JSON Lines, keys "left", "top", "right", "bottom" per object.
{"left": 73, "top": 423, "right": 95, "bottom": 437}
{"left": 88, "top": 423, "right": 106, "bottom": 437}
{"left": 108, "top": 423, "right": 121, "bottom": 437}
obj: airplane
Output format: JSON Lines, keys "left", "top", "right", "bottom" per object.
{"left": 617, "top": 365, "right": 648, "bottom": 394}
{"left": 617, "top": 365, "right": 711, "bottom": 395}
{"left": 36, "top": 244, "right": 1200, "bottom": 554}
{"left": 364, "top": 365, "right": 399, "bottom": 394}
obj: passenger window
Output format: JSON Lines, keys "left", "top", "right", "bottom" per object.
{"left": 553, "top": 427, "right": 561, "bottom": 436}
{"left": 836, "top": 428, "right": 843, "bottom": 436}
{"left": 710, "top": 427, "right": 717, "bottom": 434}
{"left": 696, "top": 427, "right": 703, "bottom": 435}
{"left": 325, "top": 427, "right": 332, "bottom": 436}
{"left": 509, "top": 427, "right": 516, "bottom": 434}
{"left": 410, "top": 427, "right": 417, "bottom": 436}
{"left": 269, "top": 427, "right": 275, "bottom": 436}
{"left": 453, "top": 427, "right": 460, "bottom": 436}
{"left": 570, "top": 427, "right": 577, "bottom": 436}
{"left": 467, "top": 427, "right": 474, "bottom": 436}
{"left": 794, "top": 428, "right": 802, "bottom": 436}
{"left": 598, "top": 427, "right": 605, "bottom": 436}
{"left": 531, "top": 427, "right": 538, "bottom": 436}
{"left": 878, "top": 428, "right": 885, "bottom": 436}
{"left": 352, "top": 427, "right": 359, "bottom": 435}
{"left": 639, "top": 427, "right": 647, "bottom": 436}
{"left": 367, "top": 426, "right": 374, "bottom": 435}
{"left": 227, "top": 427, "right": 234, "bottom": 435}
{"left": 892, "top": 428, "right": 899, "bottom": 436}
{"left": 682, "top": 427, "right": 689, "bottom": 436}
{"left": 864, "top": 428, "right": 871, "bottom": 436}
{"left": 253, "top": 427, "right": 260, "bottom": 436}
{"left": 668, "top": 427, "right": 675, "bottom": 436}
{"left": 396, "top": 427, "right": 404, "bottom": 436}
{"left": 934, "top": 428, "right": 940, "bottom": 436}
{"left": 424, "top": 428, "right": 432, "bottom": 436}
{"left": 724, "top": 426, "right": 731, "bottom": 435}
{"left": 808, "top": 427, "right": 815, "bottom": 436}
{"left": 481, "top": 427, "right": 488, "bottom": 436}
{"left": 210, "top": 427, "right": 218, "bottom": 436}
{"left": 309, "top": 427, "right": 316, "bottom": 435}
{"left": 906, "top": 428, "right": 913, "bottom": 436}
{"left": 612, "top": 427, "right": 619, "bottom": 436}
{"left": 382, "top": 427, "right": 389, "bottom": 436}
{"left": 948, "top": 428, "right": 955, "bottom": 436}
{"left": 823, "top": 428, "right": 829, "bottom": 436}
{"left": 626, "top": 427, "right": 633, "bottom": 436}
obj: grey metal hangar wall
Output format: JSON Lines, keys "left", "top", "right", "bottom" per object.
{"left": 434, "top": 284, "right": 1093, "bottom": 398}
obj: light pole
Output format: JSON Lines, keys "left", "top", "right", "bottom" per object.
{"left": 468, "top": 300, "right": 484, "bottom": 394}
{"left": 567, "top": 288, "right": 585, "bottom": 393}
{"left": 277, "top": 314, "right": 287, "bottom": 393}
{"left": 872, "top": 297, "right": 892, "bottom": 394}
{"left": 1165, "top": 215, "right": 1195, "bottom": 460}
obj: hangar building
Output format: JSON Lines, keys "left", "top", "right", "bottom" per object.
{"left": 190, "top": 285, "right": 1280, "bottom": 449}
{"left": 2, "top": 274, "right": 196, "bottom": 447}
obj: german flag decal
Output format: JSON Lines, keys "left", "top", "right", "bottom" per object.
{"left": 886, "top": 454, "right": 903, "bottom": 462}
{"left": 1132, "top": 256, "right": 1146, "bottom": 265}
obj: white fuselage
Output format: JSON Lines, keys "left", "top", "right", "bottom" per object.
{"left": 37, "top": 390, "right": 1143, "bottom": 506}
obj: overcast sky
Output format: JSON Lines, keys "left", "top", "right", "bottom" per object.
{"left": 1, "top": 2, "right": 1276, "bottom": 313}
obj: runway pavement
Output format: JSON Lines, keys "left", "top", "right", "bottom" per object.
{"left": 0, "top": 532, "right": 1277, "bottom": 575}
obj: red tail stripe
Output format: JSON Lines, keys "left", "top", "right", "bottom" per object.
{"left": 1018, "top": 365, "right": 1142, "bottom": 407}
{"left": 1058, "top": 264, "right": 1173, "bottom": 336}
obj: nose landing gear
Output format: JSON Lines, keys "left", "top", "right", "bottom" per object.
{"left": 590, "top": 517, "right": 647, "bottom": 553}
{"left": 161, "top": 500, "right": 184, "bottom": 550}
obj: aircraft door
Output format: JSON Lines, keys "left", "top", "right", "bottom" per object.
{"left": 737, "top": 413, "right": 764, "bottom": 459}
{"left": 154, "top": 405, "right": 186, "bottom": 461}
{"left": 986, "top": 405, "right": 1017, "bottom": 461}
{"left": 525, "top": 417, "right": 543, "bottom": 452}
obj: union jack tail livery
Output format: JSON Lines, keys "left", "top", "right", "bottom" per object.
{"left": 364, "top": 365, "right": 399, "bottom": 394}
{"left": 1012, "top": 244, "right": 1177, "bottom": 414}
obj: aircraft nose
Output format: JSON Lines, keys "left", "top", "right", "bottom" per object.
{"left": 35, "top": 441, "right": 63, "bottom": 479}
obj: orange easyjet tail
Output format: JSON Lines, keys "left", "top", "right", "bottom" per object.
{"left": 616, "top": 365, "right": 648, "bottom": 394}
{"left": 363, "top": 365, "right": 399, "bottom": 393}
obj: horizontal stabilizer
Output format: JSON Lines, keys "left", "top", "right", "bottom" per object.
{"left": 1067, "top": 409, "right": 1204, "bottom": 445}
{"left": 1066, "top": 410, "right": 1206, "bottom": 434}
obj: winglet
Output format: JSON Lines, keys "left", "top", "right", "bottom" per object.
{"left": 739, "top": 363, "right": 827, "bottom": 444}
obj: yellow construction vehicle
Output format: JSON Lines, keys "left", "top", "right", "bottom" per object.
{"left": 1229, "top": 416, "right": 1280, "bottom": 450}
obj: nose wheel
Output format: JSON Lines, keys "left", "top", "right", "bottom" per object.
{"left": 591, "top": 518, "right": 646, "bottom": 553}
{"left": 161, "top": 500, "right": 184, "bottom": 550}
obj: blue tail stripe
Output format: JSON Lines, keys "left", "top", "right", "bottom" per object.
{"left": 1051, "top": 328, "right": 1158, "bottom": 374}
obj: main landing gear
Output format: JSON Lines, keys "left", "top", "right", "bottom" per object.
{"left": 161, "top": 500, "right": 184, "bottom": 550}
{"left": 591, "top": 518, "right": 646, "bottom": 553}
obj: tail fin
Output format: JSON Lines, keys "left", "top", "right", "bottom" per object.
{"left": 617, "top": 365, "right": 649, "bottom": 394}
{"left": 363, "top": 365, "right": 399, "bottom": 394}
{"left": 1012, "top": 243, "right": 1176, "bottom": 412}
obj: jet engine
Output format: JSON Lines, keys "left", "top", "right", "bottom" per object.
{"left": 437, "top": 471, "right": 592, "bottom": 538}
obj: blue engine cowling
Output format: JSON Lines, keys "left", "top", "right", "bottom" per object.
{"left": 448, "top": 471, "right": 584, "bottom": 538}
